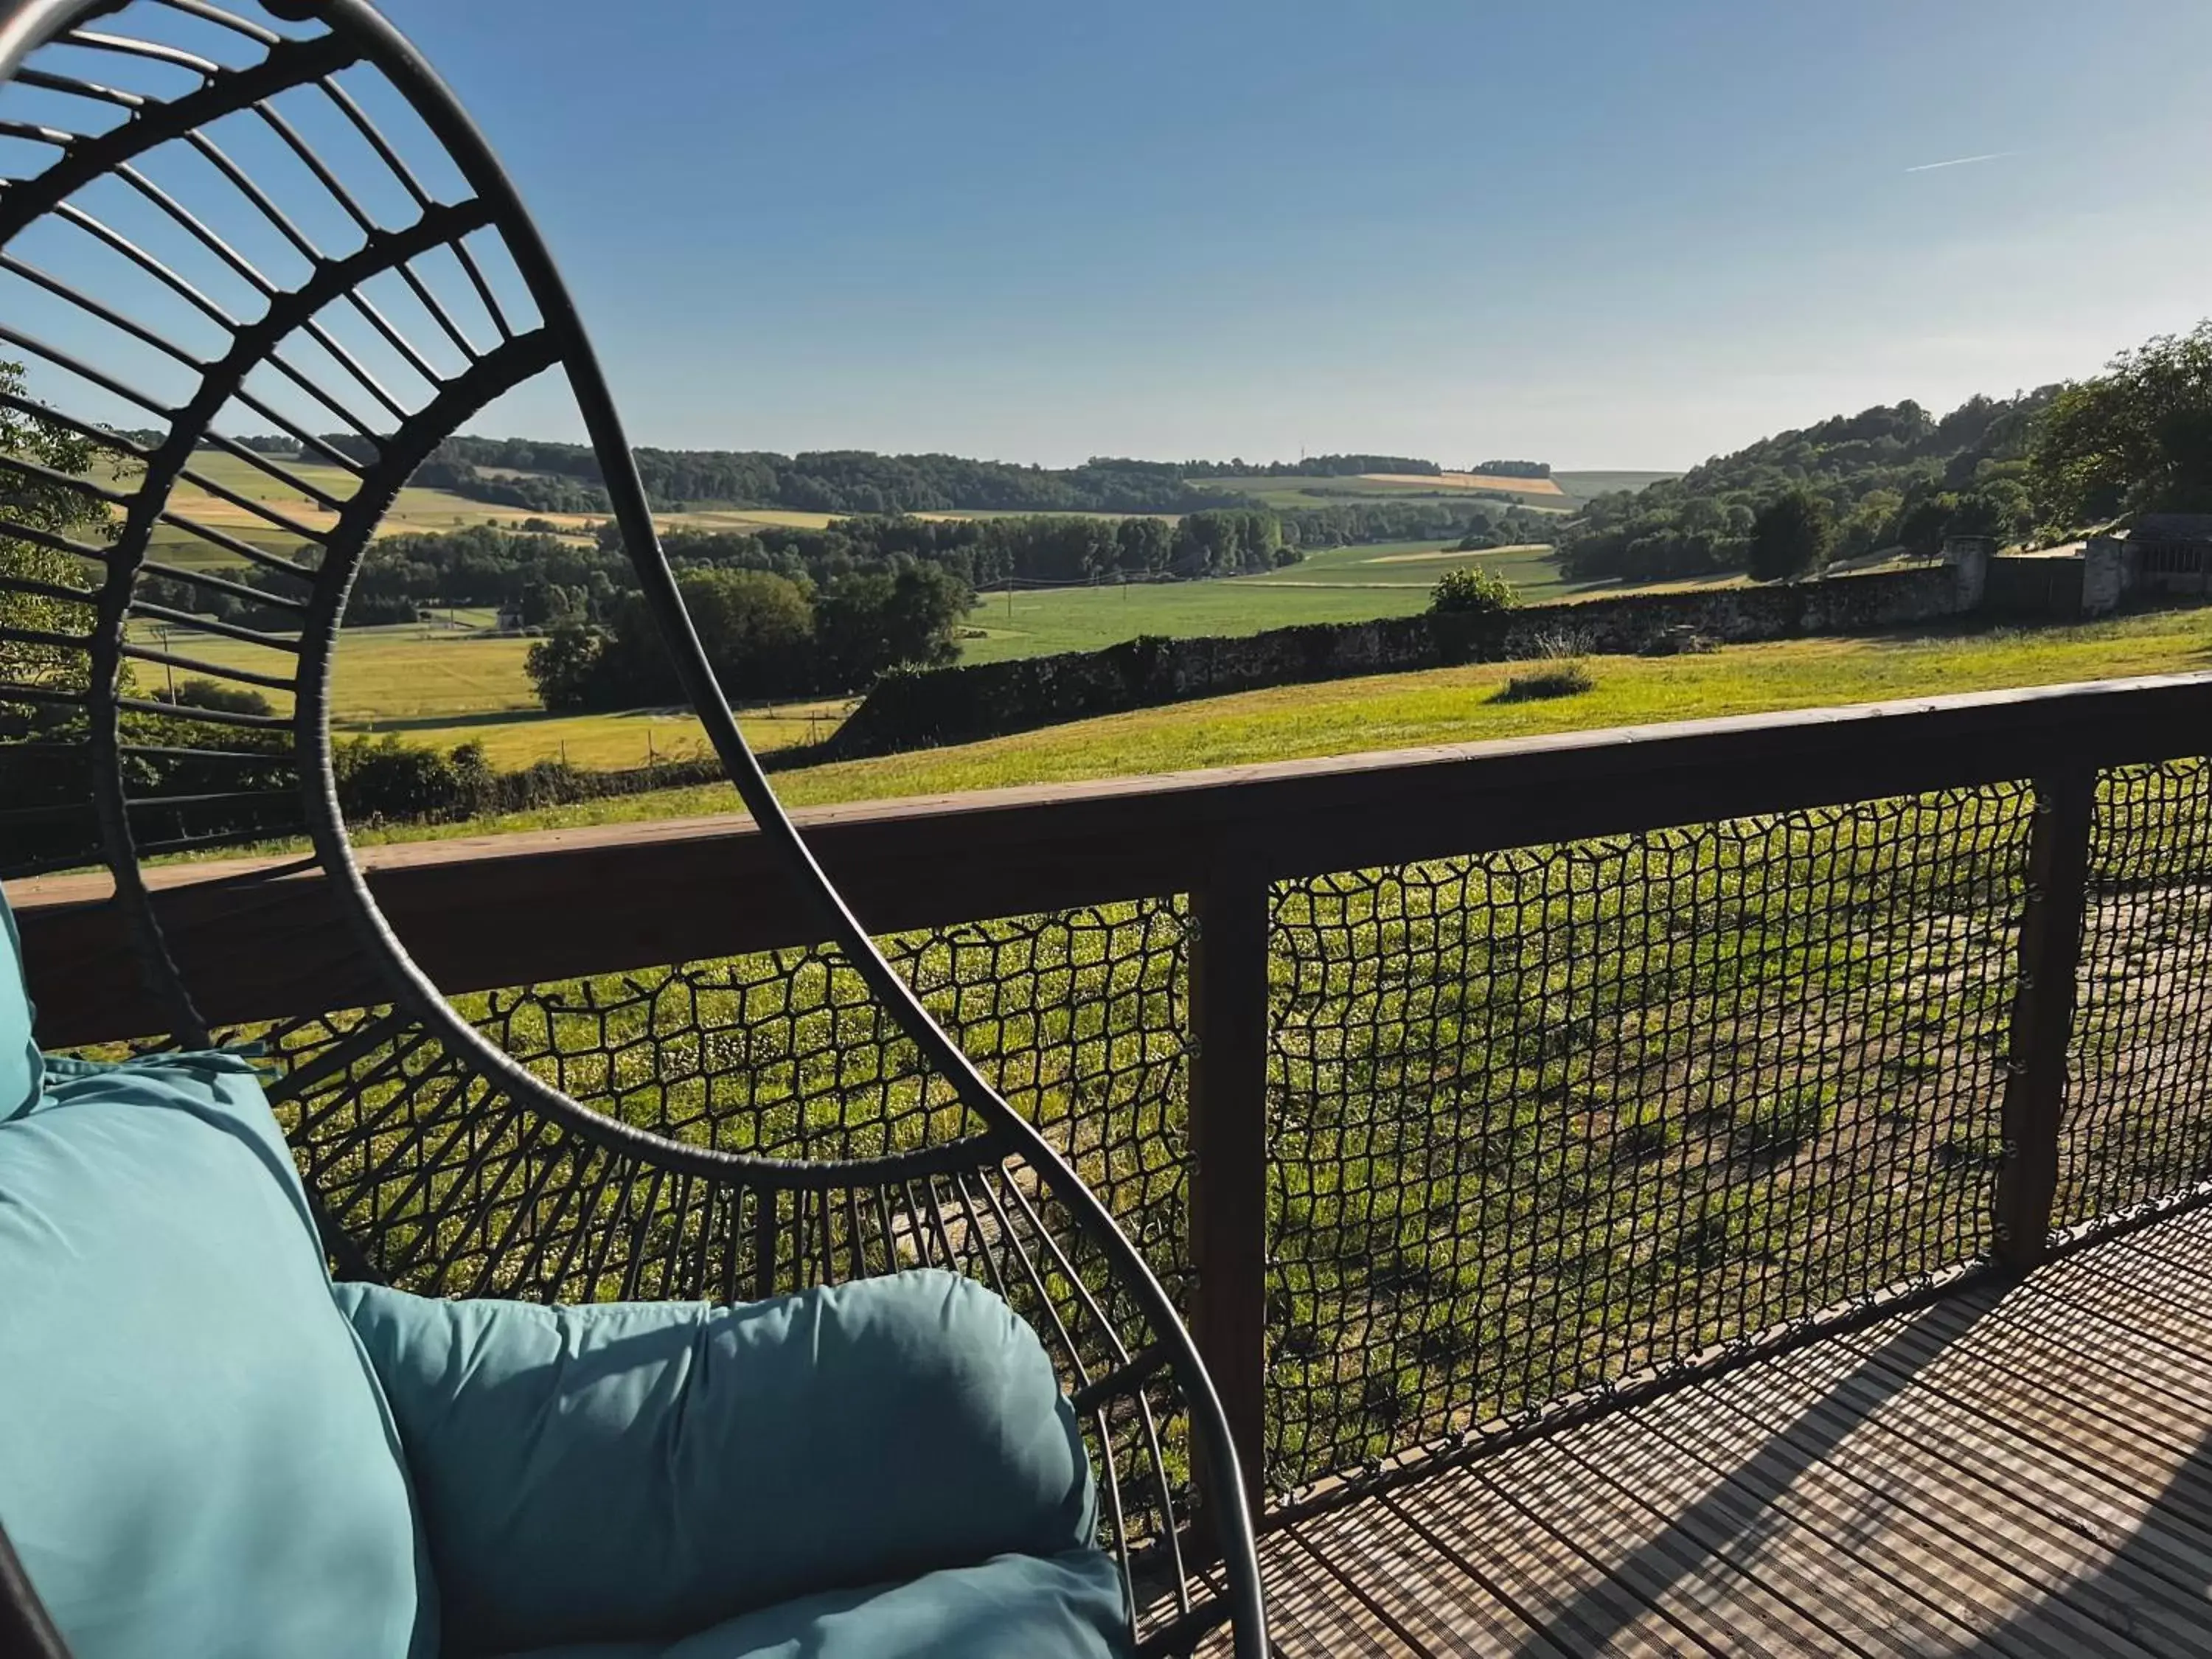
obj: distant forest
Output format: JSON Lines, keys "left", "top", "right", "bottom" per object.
{"left": 1559, "top": 392, "right": 2054, "bottom": 583}
{"left": 301, "top": 439, "right": 1555, "bottom": 518}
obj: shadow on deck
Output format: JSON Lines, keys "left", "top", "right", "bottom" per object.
{"left": 1227, "top": 1206, "right": 2212, "bottom": 1656}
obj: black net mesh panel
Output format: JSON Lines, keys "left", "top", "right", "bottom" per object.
{"left": 206, "top": 898, "right": 1199, "bottom": 1543}
{"left": 1264, "top": 786, "right": 2031, "bottom": 1494}
{"left": 2060, "top": 758, "right": 2212, "bottom": 1227}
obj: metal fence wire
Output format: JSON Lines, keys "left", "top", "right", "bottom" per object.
{"left": 1262, "top": 786, "right": 2033, "bottom": 1493}
{"left": 2062, "top": 759, "right": 2212, "bottom": 1227}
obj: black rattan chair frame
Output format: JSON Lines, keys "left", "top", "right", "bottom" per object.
{"left": 0, "top": 3, "right": 1265, "bottom": 1652}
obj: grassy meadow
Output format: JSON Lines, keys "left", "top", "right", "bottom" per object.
{"left": 131, "top": 449, "right": 851, "bottom": 571}
{"left": 143, "top": 536, "right": 1621, "bottom": 761}
{"left": 345, "top": 602, "right": 2212, "bottom": 844}
{"left": 956, "top": 540, "right": 1703, "bottom": 663}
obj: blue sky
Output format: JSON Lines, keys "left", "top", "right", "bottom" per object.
{"left": 63, "top": 1, "right": 2212, "bottom": 469}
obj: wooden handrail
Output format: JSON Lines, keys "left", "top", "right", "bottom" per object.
{"left": 15, "top": 671, "right": 2212, "bottom": 1048}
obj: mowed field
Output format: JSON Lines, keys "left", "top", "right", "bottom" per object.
{"left": 347, "top": 602, "right": 2212, "bottom": 844}
{"left": 958, "top": 540, "right": 1741, "bottom": 664}
{"left": 135, "top": 453, "right": 1679, "bottom": 577}
{"left": 142, "top": 538, "right": 1696, "bottom": 762}
{"left": 139, "top": 616, "right": 846, "bottom": 768}
{"left": 132, "top": 451, "right": 848, "bottom": 570}
{"left": 1360, "top": 470, "right": 1565, "bottom": 497}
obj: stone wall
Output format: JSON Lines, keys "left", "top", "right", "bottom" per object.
{"left": 829, "top": 563, "right": 1968, "bottom": 760}
{"left": 1984, "top": 554, "right": 2086, "bottom": 619}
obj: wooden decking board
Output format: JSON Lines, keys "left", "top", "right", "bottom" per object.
{"left": 1809, "top": 1324, "right": 2212, "bottom": 1596}
{"left": 1844, "top": 1290, "right": 2212, "bottom": 1492}
{"left": 1290, "top": 1487, "right": 1568, "bottom": 1657}
{"left": 1570, "top": 1368, "right": 2060, "bottom": 1659}
{"left": 1402, "top": 1461, "right": 1716, "bottom": 1658}
{"left": 2068, "top": 1236, "right": 2212, "bottom": 1349}
{"left": 1754, "top": 1343, "right": 2212, "bottom": 1655}
{"left": 1989, "top": 1284, "right": 2212, "bottom": 1433}
{"left": 1275, "top": 1523, "right": 1431, "bottom": 1656}
{"left": 1228, "top": 1211, "right": 2212, "bottom": 1658}
{"left": 1619, "top": 1380, "right": 2026, "bottom": 1659}
{"left": 1692, "top": 1374, "right": 2164, "bottom": 1658}
{"left": 1453, "top": 1433, "right": 1813, "bottom": 1658}
{"left": 1253, "top": 1526, "right": 1420, "bottom": 1658}
{"left": 1536, "top": 1419, "right": 1901, "bottom": 1657}
{"left": 1657, "top": 1378, "right": 2106, "bottom": 1659}
{"left": 2039, "top": 1244, "right": 2212, "bottom": 1344}
{"left": 1818, "top": 1306, "right": 2212, "bottom": 1566}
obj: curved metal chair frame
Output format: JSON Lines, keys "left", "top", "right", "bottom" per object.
{"left": 0, "top": 3, "right": 1265, "bottom": 1653}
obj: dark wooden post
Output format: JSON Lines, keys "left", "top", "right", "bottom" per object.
{"left": 1188, "top": 861, "right": 1272, "bottom": 1527}
{"left": 1995, "top": 767, "right": 2097, "bottom": 1271}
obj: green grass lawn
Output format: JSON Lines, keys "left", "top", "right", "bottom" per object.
{"left": 140, "top": 618, "right": 843, "bottom": 766}
{"left": 959, "top": 541, "right": 1638, "bottom": 661}
{"left": 350, "top": 604, "right": 2212, "bottom": 846}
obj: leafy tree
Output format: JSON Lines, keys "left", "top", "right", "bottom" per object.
{"left": 1, "top": 361, "right": 111, "bottom": 701}
{"left": 1429, "top": 565, "right": 1517, "bottom": 615}
{"left": 2031, "top": 321, "right": 2212, "bottom": 526}
{"left": 524, "top": 622, "right": 608, "bottom": 713}
{"left": 815, "top": 563, "right": 970, "bottom": 687}
{"left": 1746, "top": 490, "right": 1833, "bottom": 582}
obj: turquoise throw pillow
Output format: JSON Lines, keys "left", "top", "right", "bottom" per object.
{"left": 483, "top": 1549, "right": 1129, "bottom": 1659}
{"left": 0, "top": 1053, "right": 434, "bottom": 1659}
{"left": 0, "top": 880, "right": 39, "bottom": 1119}
{"left": 341, "top": 1270, "right": 1099, "bottom": 1657}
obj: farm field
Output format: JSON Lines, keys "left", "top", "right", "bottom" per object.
{"left": 354, "top": 602, "right": 2212, "bottom": 844}
{"left": 137, "top": 538, "right": 1714, "bottom": 755}
{"left": 125, "top": 450, "right": 855, "bottom": 571}
{"left": 129, "top": 453, "right": 1654, "bottom": 577}
{"left": 1551, "top": 469, "right": 1680, "bottom": 500}
{"left": 959, "top": 540, "right": 1742, "bottom": 663}
{"left": 1214, "top": 474, "right": 1574, "bottom": 514}
{"left": 1360, "top": 470, "right": 1565, "bottom": 497}
{"left": 139, "top": 616, "right": 840, "bottom": 766}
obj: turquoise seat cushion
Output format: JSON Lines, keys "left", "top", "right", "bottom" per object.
{"left": 339, "top": 1270, "right": 1102, "bottom": 1658}
{"left": 0, "top": 1052, "right": 432, "bottom": 1659}
{"left": 0, "top": 880, "right": 39, "bottom": 1119}
{"left": 487, "top": 1549, "right": 1127, "bottom": 1659}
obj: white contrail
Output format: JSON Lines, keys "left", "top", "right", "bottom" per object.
{"left": 1905, "top": 152, "right": 2015, "bottom": 173}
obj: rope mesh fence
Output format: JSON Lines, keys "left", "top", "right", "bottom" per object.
{"left": 1262, "top": 785, "right": 2031, "bottom": 1492}
{"left": 74, "top": 764, "right": 2212, "bottom": 1509}
{"left": 2061, "top": 758, "right": 2212, "bottom": 1227}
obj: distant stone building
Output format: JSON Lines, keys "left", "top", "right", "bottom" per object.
{"left": 2123, "top": 514, "right": 2212, "bottom": 596}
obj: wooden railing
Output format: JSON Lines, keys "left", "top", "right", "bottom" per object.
{"left": 18, "top": 671, "right": 2212, "bottom": 1511}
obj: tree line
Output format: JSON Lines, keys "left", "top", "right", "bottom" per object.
{"left": 1558, "top": 392, "right": 2053, "bottom": 584}
{"left": 369, "top": 438, "right": 1270, "bottom": 517}
{"left": 1569, "top": 321, "right": 2212, "bottom": 586}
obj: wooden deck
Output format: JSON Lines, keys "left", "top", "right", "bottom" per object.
{"left": 1241, "top": 1206, "right": 2212, "bottom": 1657}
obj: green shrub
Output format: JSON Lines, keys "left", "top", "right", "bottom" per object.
{"left": 1429, "top": 564, "right": 1517, "bottom": 615}
{"left": 1494, "top": 629, "right": 1596, "bottom": 703}
{"left": 153, "top": 677, "right": 275, "bottom": 717}
{"left": 1495, "top": 662, "right": 1596, "bottom": 702}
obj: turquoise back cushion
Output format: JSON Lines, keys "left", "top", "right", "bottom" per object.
{"left": 0, "top": 1054, "right": 433, "bottom": 1659}
{"left": 340, "top": 1270, "right": 1098, "bottom": 1656}
{"left": 0, "top": 881, "right": 40, "bottom": 1119}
